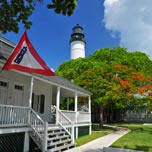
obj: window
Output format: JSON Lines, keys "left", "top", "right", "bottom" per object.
{"left": 0, "top": 81, "right": 8, "bottom": 88}
{"left": 32, "top": 93, "right": 45, "bottom": 114}
{"left": 14, "top": 84, "right": 23, "bottom": 91}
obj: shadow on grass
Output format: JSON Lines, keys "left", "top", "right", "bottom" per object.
{"left": 131, "top": 127, "right": 152, "bottom": 135}
{"left": 135, "top": 145, "right": 152, "bottom": 152}
{"left": 112, "top": 145, "right": 152, "bottom": 152}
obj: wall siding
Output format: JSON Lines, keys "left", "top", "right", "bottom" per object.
{"left": 0, "top": 68, "right": 53, "bottom": 122}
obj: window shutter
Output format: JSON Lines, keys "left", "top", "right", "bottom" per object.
{"left": 32, "top": 93, "right": 34, "bottom": 109}
{"left": 40, "top": 94, "right": 45, "bottom": 114}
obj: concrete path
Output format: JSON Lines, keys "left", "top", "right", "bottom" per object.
{"left": 65, "top": 128, "right": 130, "bottom": 152}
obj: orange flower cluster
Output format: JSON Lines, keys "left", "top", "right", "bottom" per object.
{"left": 132, "top": 75, "right": 144, "bottom": 80}
{"left": 148, "top": 85, "right": 152, "bottom": 89}
{"left": 114, "top": 64, "right": 120, "bottom": 69}
{"left": 82, "top": 79, "right": 87, "bottom": 83}
{"left": 138, "top": 86, "right": 147, "bottom": 93}
{"left": 114, "top": 64, "right": 130, "bottom": 70}
{"left": 120, "top": 79, "right": 130, "bottom": 88}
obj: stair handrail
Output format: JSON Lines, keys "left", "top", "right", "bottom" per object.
{"left": 28, "top": 107, "right": 45, "bottom": 140}
{"left": 53, "top": 106, "right": 75, "bottom": 144}
{"left": 28, "top": 108, "right": 48, "bottom": 151}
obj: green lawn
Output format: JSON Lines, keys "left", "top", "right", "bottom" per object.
{"left": 75, "top": 125, "right": 114, "bottom": 146}
{"left": 111, "top": 123, "right": 152, "bottom": 152}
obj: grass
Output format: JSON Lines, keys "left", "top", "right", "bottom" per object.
{"left": 75, "top": 123, "right": 152, "bottom": 151}
{"left": 111, "top": 123, "right": 152, "bottom": 152}
{"left": 75, "top": 124, "right": 114, "bottom": 146}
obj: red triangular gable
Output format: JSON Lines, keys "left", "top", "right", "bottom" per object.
{"left": 3, "top": 32, "right": 55, "bottom": 76}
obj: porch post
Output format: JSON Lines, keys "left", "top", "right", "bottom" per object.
{"left": 28, "top": 77, "right": 34, "bottom": 107}
{"left": 74, "top": 93, "right": 78, "bottom": 122}
{"left": 28, "top": 77, "right": 34, "bottom": 123}
{"left": 23, "top": 132, "right": 29, "bottom": 152}
{"left": 71, "top": 122, "right": 75, "bottom": 144}
{"left": 56, "top": 86, "right": 60, "bottom": 124}
{"left": 88, "top": 96, "right": 91, "bottom": 135}
{"left": 88, "top": 96, "right": 91, "bottom": 114}
{"left": 74, "top": 92, "right": 78, "bottom": 139}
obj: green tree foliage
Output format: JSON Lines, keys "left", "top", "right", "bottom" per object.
{"left": 47, "top": 0, "right": 77, "bottom": 16}
{"left": 56, "top": 58, "right": 95, "bottom": 80}
{"left": 0, "top": 0, "right": 77, "bottom": 33}
{"left": 88, "top": 47, "right": 152, "bottom": 74}
{"left": 56, "top": 47, "right": 152, "bottom": 127}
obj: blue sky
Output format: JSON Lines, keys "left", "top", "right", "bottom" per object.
{"left": 4, "top": 0, "right": 152, "bottom": 70}
{"left": 3, "top": 0, "right": 119, "bottom": 70}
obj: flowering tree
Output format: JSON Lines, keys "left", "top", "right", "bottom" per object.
{"left": 74, "top": 63, "right": 152, "bottom": 126}
{"left": 56, "top": 47, "right": 152, "bottom": 127}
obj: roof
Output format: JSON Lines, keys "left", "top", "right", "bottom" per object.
{"left": 0, "top": 36, "right": 92, "bottom": 96}
{"left": 0, "top": 36, "right": 15, "bottom": 60}
{"left": 45, "top": 75, "right": 92, "bottom": 95}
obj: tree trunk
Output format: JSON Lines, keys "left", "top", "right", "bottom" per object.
{"left": 99, "top": 104, "right": 104, "bottom": 128}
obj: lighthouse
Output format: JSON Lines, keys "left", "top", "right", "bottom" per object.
{"left": 69, "top": 24, "right": 86, "bottom": 59}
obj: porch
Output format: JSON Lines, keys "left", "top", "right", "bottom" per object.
{"left": 0, "top": 103, "right": 91, "bottom": 151}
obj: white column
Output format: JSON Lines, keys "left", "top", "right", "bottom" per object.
{"left": 28, "top": 77, "right": 34, "bottom": 107}
{"left": 88, "top": 96, "right": 92, "bottom": 135}
{"left": 89, "top": 124, "right": 92, "bottom": 135}
{"left": 56, "top": 86, "right": 60, "bottom": 110}
{"left": 23, "top": 132, "right": 29, "bottom": 152}
{"left": 56, "top": 86, "right": 60, "bottom": 124}
{"left": 28, "top": 77, "right": 34, "bottom": 123}
{"left": 74, "top": 93, "right": 78, "bottom": 122}
{"left": 75, "top": 126, "right": 78, "bottom": 139}
{"left": 71, "top": 122, "right": 75, "bottom": 143}
{"left": 88, "top": 96, "right": 91, "bottom": 114}
{"left": 74, "top": 93, "right": 78, "bottom": 139}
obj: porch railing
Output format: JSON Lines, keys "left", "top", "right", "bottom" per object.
{"left": 55, "top": 107, "right": 74, "bottom": 144}
{"left": 0, "top": 105, "right": 29, "bottom": 127}
{"left": 0, "top": 104, "right": 48, "bottom": 151}
{"left": 61, "top": 110, "right": 91, "bottom": 124}
{"left": 78, "top": 112, "right": 91, "bottom": 123}
{"left": 61, "top": 110, "right": 76, "bottom": 122}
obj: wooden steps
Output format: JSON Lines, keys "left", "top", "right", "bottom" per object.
{"left": 48, "top": 143, "right": 75, "bottom": 152}
{"left": 47, "top": 126, "right": 75, "bottom": 152}
{"left": 30, "top": 125, "right": 75, "bottom": 152}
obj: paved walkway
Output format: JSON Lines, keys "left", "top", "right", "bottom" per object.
{"left": 65, "top": 128, "right": 130, "bottom": 152}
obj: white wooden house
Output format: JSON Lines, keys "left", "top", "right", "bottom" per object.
{"left": 0, "top": 36, "right": 92, "bottom": 152}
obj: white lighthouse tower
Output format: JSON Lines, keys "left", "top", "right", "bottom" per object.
{"left": 70, "top": 24, "right": 86, "bottom": 59}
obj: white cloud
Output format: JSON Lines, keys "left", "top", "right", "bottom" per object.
{"left": 103, "top": 0, "right": 152, "bottom": 58}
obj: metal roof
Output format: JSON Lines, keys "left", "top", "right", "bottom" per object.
{"left": 44, "top": 75, "right": 92, "bottom": 95}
